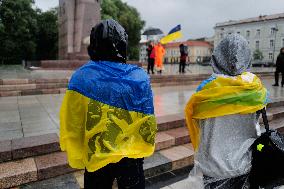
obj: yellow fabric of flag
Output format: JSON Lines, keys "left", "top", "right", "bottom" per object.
{"left": 160, "top": 31, "right": 183, "bottom": 44}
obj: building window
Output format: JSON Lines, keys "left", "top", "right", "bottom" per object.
{"left": 256, "top": 41, "right": 260, "bottom": 49}
{"left": 246, "top": 30, "right": 250, "bottom": 38}
{"left": 269, "top": 53, "right": 273, "bottom": 60}
{"left": 256, "top": 29, "right": 260, "bottom": 36}
{"left": 220, "top": 33, "right": 223, "bottom": 39}
{"left": 228, "top": 32, "right": 232, "bottom": 35}
{"left": 270, "top": 40, "right": 274, "bottom": 48}
{"left": 270, "top": 28, "right": 276, "bottom": 35}
{"left": 237, "top": 31, "right": 240, "bottom": 34}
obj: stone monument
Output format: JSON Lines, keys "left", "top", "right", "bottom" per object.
{"left": 39, "top": 0, "right": 141, "bottom": 69}
{"left": 58, "top": 0, "right": 101, "bottom": 60}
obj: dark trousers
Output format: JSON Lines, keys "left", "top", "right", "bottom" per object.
{"left": 275, "top": 69, "right": 284, "bottom": 86}
{"left": 147, "top": 58, "right": 154, "bottom": 74}
{"left": 179, "top": 60, "right": 186, "bottom": 73}
{"left": 84, "top": 158, "right": 145, "bottom": 189}
{"left": 204, "top": 174, "right": 249, "bottom": 189}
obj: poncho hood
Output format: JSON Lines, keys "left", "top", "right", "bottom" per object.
{"left": 211, "top": 34, "right": 251, "bottom": 76}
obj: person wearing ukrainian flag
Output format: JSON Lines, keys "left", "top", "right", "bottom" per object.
{"left": 60, "top": 19, "right": 157, "bottom": 189}
{"left": 185, "top": 34, "right": 269, "bottom": 188}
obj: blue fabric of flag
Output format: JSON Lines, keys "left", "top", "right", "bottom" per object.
{"left": 196, "top": 76, "right": 216, "bottom": 92}
{"left": 68, "top": 60, "right": 154, "bottom": 115}
{"left": 168, "top": 25, "right": 181, "bottom": 35}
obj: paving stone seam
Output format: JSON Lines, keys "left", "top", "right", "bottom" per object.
{"left": 35, "top": 95, "right": 59, "bottom": 129}
{"left": 17, "top": 96, "right": 24, "bottom": 142}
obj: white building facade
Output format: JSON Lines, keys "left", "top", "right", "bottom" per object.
{"left": 139, "top": 34, "right": 164, "bottom": 63}
{"left": 214, "top": 13, "right": 284, "bottom": 64}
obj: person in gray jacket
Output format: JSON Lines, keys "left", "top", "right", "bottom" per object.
{"left": 185, "top": 34, "right": 268, "bottom": 189}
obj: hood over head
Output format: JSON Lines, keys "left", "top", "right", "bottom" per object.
{"left": 89, "top": 19, "right": 128, "bottom": 63}
{"left": 210, "top": 34, "right": 251, "bottom": 76}
{"left": 280, "top": 47, "right": 284, "bottom": 55}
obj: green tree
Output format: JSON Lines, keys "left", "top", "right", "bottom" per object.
{"left": 253, "top": 49, "right": 264, "bottom": 61}
{"left": 0, "top": 0, "right": 37, "bottom": 64}
{"left": 101, "top": 0, "right": 145, "bottom": 60}
{"left": 35, "top": 8, "right": 58, "bottom": 60}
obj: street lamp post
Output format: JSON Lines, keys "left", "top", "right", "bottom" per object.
{"left": 272, "top": 26, "right": 278, "bottom": 64}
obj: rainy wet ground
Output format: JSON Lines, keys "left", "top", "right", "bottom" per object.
{"left": 0, "top": 77, "right": 283, "bottom": 141}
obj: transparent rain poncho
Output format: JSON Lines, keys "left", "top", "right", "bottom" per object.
{"left": 184, "top": 34, "right": 269, "bottom": 189}
{"left": 60, "top": 19, "right": 157, "bottom": 172}
{"left": 60, "top": 61, "right": 157, "bottom": 172}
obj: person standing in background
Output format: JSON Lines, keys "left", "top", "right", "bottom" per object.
{"left": 146, "top": 42, "right": 155, "bottom": 74}
{"left": 154, "top": 43, "right": 165, "bottom": 74}
{"left": 179, "top": 44, "right": 188, "bottom": 73}
{"left": 273, "top": 47, "right": 284, "bottom": 87}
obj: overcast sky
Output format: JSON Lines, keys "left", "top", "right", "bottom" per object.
{"left": 34, "top": 0, "right": 284, "bottom": 40}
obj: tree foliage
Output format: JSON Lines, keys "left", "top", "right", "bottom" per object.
{"left": 0, "top": 0, "right": 37, "bottom": 64}
{"left": 0, "top": 0, "right": 143, "bottom": 64}
{"left": 253, "top": 49, "right": 264, "bottom": 61}
{"left": 35, "top": 8, "right": 58, "bottom": 60}
{"left": 0, "top": 0, "right": 58, "bottom": 64}
{"left": 101, "top": 0, "right": 145, "bottom": 60}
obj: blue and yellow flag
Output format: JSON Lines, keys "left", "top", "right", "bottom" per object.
{"left": 160, "top": 25, "right": 183, "bottom": 44}
{"left": 185, "top": 72, "right": 268, "bottom": 151}
{"left": 60, "top": 61, "right": 157, "bottom": 172}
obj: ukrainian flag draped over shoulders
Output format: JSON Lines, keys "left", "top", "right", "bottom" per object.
{"left": 160, "top": 25, "right": 183, "bottom": 44}
{"left": 60, "top": 61, "right": 157, "bottom": 172}
{"left": 185, "top": 72, "right": 269, "bottom": 151}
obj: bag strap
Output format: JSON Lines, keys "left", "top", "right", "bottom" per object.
{"left": 260, "top": 108, "right": 270, "bottom": 132}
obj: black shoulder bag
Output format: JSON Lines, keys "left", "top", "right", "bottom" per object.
{"left": 249, "top": 108, "right": 284, "bottom": 188}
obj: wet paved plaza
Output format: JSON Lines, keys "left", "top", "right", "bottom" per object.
{"left": 0, "top": 78, "right": 283, "bottom": 141}
{"left": 0, "top": 64, "right": 276, "bottom": 79}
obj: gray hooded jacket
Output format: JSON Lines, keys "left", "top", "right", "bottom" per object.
{"left": 190, "top": 34, "right": 261, "bottom": 188}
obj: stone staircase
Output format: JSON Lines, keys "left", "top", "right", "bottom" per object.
{"left": 0, "top": 71, "right": 274, "bottom": 97}
{"left": 0, "top": 100, "right": 283, "bottom": 189}
{"left": 0, "top": 79, "right": 68, "bottom": 97}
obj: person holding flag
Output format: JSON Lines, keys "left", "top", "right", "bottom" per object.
{"left": 158, "top": 25, "right": 183, "bottom": 74}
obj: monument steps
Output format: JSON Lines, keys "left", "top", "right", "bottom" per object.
{"left": 0, "top": 100, "right": 281, "bottom": 163}
{"left": 0, "top": 71, "right": 275, "bottom": 97}
{"left": 0, "top": 123, "right": 188, "bottom": 164}
{"left": 0, "top": 101, "right": 284, "bottom": 188}
{"left": 0, "top": 83, "right": 68, "bottom": 92}
{"left": 0, "top": 79, "right": 69, "bottom": 97}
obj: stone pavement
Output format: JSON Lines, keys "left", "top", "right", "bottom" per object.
{"left": 0, "top": 77, "right": 283, "bottom": 188}
{"left": 18, "top": 169, "right": 192, "bottom": 189}
{"left": 0, "top": 78, "right": 283, "bottom": 141}
{"left": 0, "top": 65, "right": 73, "bottom": 79}
{"left": 0, "top": 64, "right": 276, "bottom": 79}
{"left": 17, "top": 167, "right": 284, "bottom": 189}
